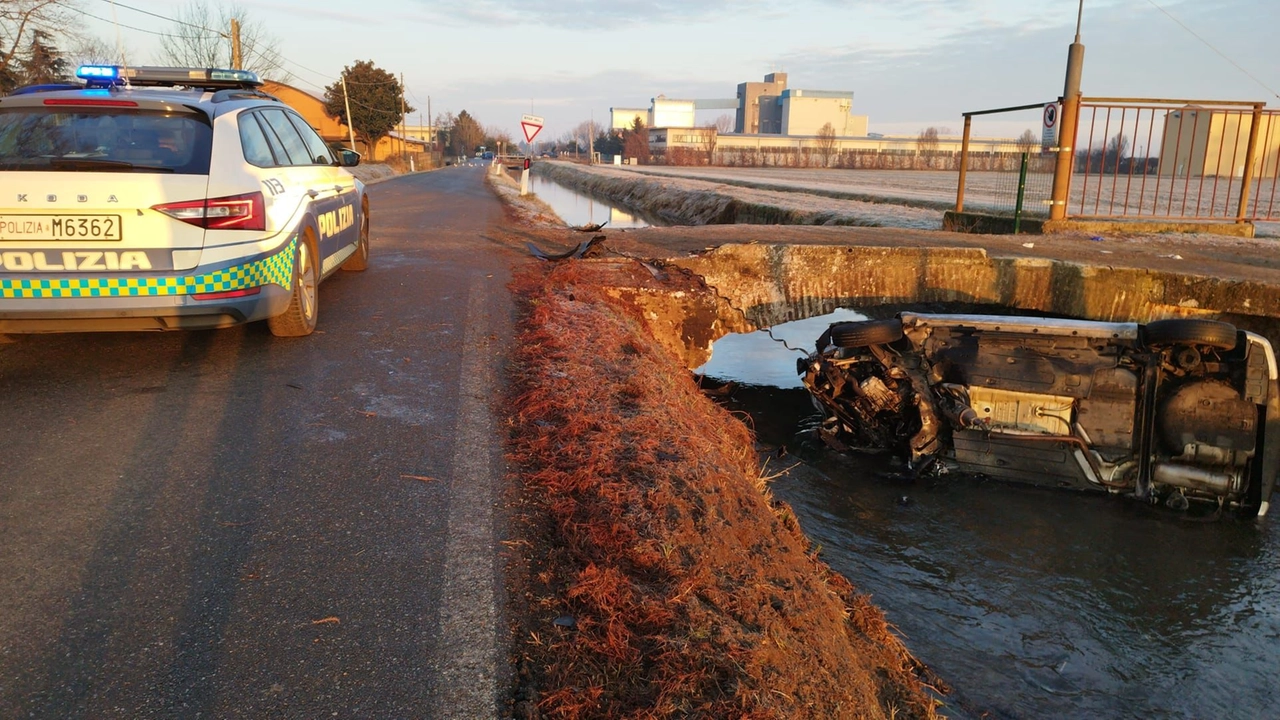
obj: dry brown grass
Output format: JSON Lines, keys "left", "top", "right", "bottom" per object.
{"left": 505, "top": 259, "right": 943, "bottom": 719}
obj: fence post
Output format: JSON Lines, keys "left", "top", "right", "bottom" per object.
{"left": 1014, "top": 152, "right": 1029, "bottom": 234}
{"left": 955, "top": 114, "right": 972, "bottom": 213}
{"left": 1236, "top": 103, "right": 1264, "bottom": 223}
{"left": 1050, "top": 93, "right": 1080, "bottom": 220}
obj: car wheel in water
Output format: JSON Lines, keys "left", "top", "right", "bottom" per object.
{"left": 341, "top": 198, "right": 369, "bottom": 272}
{"left": 268, "top": 232, "right": 319, "bottom": 337}
{"left": 1142, "top": 318, "right": 1237, "bottom": 350}
{"left": 826, "top": 318, "right": 904, "bottom": 348}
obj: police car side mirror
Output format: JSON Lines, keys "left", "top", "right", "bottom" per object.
{"left": 336, "top": 149, "right": 361, "bottom": 167}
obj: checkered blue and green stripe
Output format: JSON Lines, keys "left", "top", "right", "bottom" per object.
{"left": 0, "top": 237, "right": 296, "bottom": 299}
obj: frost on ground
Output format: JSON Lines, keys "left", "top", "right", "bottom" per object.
{"left": 536, "top": 162, "right": 944, "bottom": 230}
{"left": 596, "top": 164, "right": 1280, "bottom": 238}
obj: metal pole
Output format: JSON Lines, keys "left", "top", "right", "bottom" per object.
{"left": 230, "top": 18, "right": 242, "bottom": 69}
{"left": 1236, "top": 103, "right": 1264, "bottom": 223}
{"left": 1050, "top": 0, "right": 1085, "bottom": 221}
{"left": 956, "top": 114, "right": 972, "bottom": 212}
{"left": 1014, "top": 152, "right": 1029, "bottom": 234}
{"left": 341, "top": 75, "right": 356, "bottom": 153}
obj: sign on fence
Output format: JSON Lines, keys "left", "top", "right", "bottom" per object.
{"left": 1041, "top": 102, "right": 1059, "bottom": 154}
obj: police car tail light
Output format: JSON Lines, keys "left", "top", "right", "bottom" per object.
{"left": 153, "top": 192, "right": 265, "bottom": 231}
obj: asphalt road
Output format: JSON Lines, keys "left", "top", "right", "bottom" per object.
{"left": 0, "top": 166, "right": 520, "bottom": 719}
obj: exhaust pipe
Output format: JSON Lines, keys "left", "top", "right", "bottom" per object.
{"left": 1152, "top": 463, "right": 1242, "bottom": 496}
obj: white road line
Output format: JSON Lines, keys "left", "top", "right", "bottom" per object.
{"left": 437, "top": 277, "right": 499, "bottom": 718}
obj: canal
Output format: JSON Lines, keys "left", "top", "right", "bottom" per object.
{"left": 698, "top": 314, "right": 1280, "bottom": 720}
{"left": 527, "top": 174, "right": 659, "bottom": 229}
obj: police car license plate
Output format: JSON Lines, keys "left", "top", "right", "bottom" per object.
{"left": 0, "top": 215, "right": 122, "bottom": 241}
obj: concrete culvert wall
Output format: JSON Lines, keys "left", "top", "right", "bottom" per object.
{"left": 633, "top": 244, "right": 1280, "bottom": 364}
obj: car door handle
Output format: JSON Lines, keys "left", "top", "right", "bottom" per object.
{"left": 306, "top": 189, "right": 319, "bottom": 198}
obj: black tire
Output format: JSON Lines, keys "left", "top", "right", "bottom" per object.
{"left": 1142, "top": 318, "right": 1237, "bottom": 350}
{"left": 268, "top": 232, "right": 319, "bottom": 337}
{"left": 340, "top": 198, "right": 369, "bottom": 272}
{"left": 828, "top": 319, "right": 904, "bottom": 348}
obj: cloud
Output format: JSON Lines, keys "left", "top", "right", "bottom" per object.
{"left": 411, "top": 0, "right": 765, "bottom": 29}
{"left": 772, "top": 0, "right": 1279, "bottom": 133}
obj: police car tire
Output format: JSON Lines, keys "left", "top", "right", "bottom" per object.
{"left": 268, "top": 233, "right": 319, "bottom": 337}
{"left": 341, "top": 198, "right": 369, "bottom": 272}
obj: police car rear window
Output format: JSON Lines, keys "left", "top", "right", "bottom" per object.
{"left": 0, "top": 108, "right": 212, "bottom": 174}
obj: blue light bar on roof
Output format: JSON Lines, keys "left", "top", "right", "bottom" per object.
{"left": 76, "top": 65, "right": 119, "bottom": 81}
{"left": 73, "top": 64, "right": 262, "bottom": 89}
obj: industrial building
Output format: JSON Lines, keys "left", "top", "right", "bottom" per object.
{"left": 1159, "top": 106, "right": 1280, "bottom": 178}
{"left": 609, "top": 73, "right": 1013, "bottom": 162}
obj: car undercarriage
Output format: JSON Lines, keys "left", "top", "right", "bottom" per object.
{"left": 800, "top": 313, "right": 1280, "bottom": 518}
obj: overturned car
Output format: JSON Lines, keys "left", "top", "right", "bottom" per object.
{"left": 799, "top": 313, "right": 1280, "bottom": 518}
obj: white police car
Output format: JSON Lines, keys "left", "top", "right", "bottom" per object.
{"left": 0, "top": 65, "right": 369, "bottom": 336}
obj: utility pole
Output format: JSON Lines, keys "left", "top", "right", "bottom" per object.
{"left": 230, "top": 19, "right": 242, "bottom": 69}
{"left": 400, "top": 73, "right": 407, "bottom": 162}
{"left": 1049, "top": 0, "right": 1085, "bottom": 221}
{"left": 341, "top": 74, "right": 356, "bottom": 152}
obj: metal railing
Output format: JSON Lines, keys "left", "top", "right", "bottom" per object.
{"left": 956, "top": 97, "right": 1280, "bottom": 225}
{"left": 954, "top": 102, "right": 1056, "bottom": 220}
{"left": 1073, "top": 98, "right": 1278, "bottom": 222}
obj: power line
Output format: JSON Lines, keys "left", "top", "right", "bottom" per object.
{"left": 1145, "top": 0, "right": 1279, "bottom": 101}
{"left": 100, "top": 0, "right": 226, "bottom": 37}
{"left": 69, "top": 6, "right": 220, "bottom": 40}
{"left": 278, "top": 56, "right": 333, "bottom": 84}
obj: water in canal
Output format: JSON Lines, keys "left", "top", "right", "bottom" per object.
{"left": 527, "top": 174, "right": 657, "bottom": 229}
{"left": 696, "top": 312, "right": 1280, "bottom": 719}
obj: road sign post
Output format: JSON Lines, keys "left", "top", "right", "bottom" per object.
{"left": 520, "top": 114, "right": 543, "bottom": 196}
{"left": 521, "top": 114, "right": 544, "bottom": 144}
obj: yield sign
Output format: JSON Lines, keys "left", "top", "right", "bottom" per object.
{"left": 521, "top": 114, "right": 544, "bottom": 143}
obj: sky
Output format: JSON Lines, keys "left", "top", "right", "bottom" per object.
{"left": 78, "top": 0, "right": 1280, "bottom": 142}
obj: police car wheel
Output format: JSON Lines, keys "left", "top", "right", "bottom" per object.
{"left": 268, "top": 232, "right": 319, "bottom": 337}
{"left": 341, "top": 199, "right": 369, "bottom": 272}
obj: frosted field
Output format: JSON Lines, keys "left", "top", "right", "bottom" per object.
{"left": 613, "top": 165, "right": 1280, "bottom": 236}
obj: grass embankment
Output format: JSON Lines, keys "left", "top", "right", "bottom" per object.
{"left": 505, "top": 259, "right": 940, "bottom": 719}
{"left": 534, "top": 162, "right": 879, "bottom": 227}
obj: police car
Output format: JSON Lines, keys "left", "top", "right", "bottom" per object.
{"left": 0, "top": 65, "right": 370, "bottom": 336}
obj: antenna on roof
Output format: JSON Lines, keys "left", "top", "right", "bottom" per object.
{"left": 107, "top": 1, "right": 131, "bottom": 87}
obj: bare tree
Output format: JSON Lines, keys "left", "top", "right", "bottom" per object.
{"left": 0, "top": 0, "right": 77, "bottom": 90}
{"left": 156, "top": 1, "right": 290, "bottom": 80}
{"left": 1015, "top": 129, "right": 1037, "bottom": 155}
{"left": 696, "top": 123, "right": 718, "bottom": 165}
{"left": 816, "top": 122, "right": 837, "bottom": 168}
{"left": 916, "top": 126, "right": 940, "bottom": 169}
{"left": 713, "top": 113, "right": 733, "bottom": 133}
{"left": 68, "top": 34, "right": 133, "bottom": 68}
